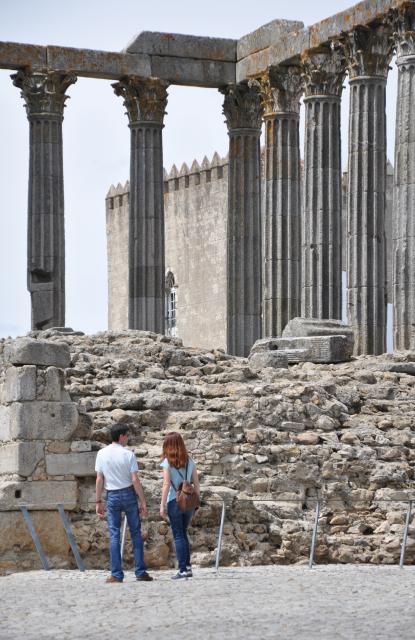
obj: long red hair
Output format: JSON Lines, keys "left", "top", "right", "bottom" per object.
{"left": 162, "top": 432, "right": 188, "bottom": 469}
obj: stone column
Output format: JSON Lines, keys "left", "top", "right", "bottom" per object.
{"left": 341, "top": 26, "right": 393, "bottom": 355}
{"left": 220, "top": 81, "right": 263, "bottom": 357}
{"left": 259, "top": 66, "right": 303, "bottom": 337}
{"left": 301, "top": 47, "right": 345, "bottom": 321}
{"left": 393, "top": 10, "right": 415, "bottom": 350}
{"left": 113, "top": 77, "right": 168, "bottom": 333}
{"left": 12, "top": 70, "right": 76, "bottom": 330}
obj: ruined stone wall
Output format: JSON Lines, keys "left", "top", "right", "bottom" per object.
{"left": 1, "top": 329, "right": 414, "bottom": 574}
{"left": 106, "top": 156, "right": 394, "bottom": 347}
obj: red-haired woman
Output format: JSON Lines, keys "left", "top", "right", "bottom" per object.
{"left": 160, "top": 431, "right": 200, "bottom": 579}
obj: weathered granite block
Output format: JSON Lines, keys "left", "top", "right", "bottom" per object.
{"left": 248, "top": 350, "right": 288, "bottom": 372}
{"left": 0, "top": 442, "right": 44, "bottom": 477}
{"left": 124, "top": 31, "right": 237, "bottom": 62}
{"left": 37, "top": 367, "right": 64, "bottom": 401}
{"left": 4, "top": 339, "right": 70, "bottom": 369}
{"left": 274, "top": 335, "right": 352, "bottom": 363}
{"left": 0, "top": 406, "right": 11, "bottom": 441}
{"left": 1, "top": 365, "right": 36, "bottom": 403}
{"left": 45, "top": 451, "right": 97, "bottom": 477}
{"left": 250, "top": 337, "right": 282, "bottom": 355}
{"left": 237, "top": 19, "right": 304, "bottom": 60}
{"left": 6, "top": 402, "right": 79, "bottom": 441}
{"left": 282, "top": 318, "right": 354, "bottom": 353}
{"left": 0, "top": 479, "right": 77, "bottom": 510}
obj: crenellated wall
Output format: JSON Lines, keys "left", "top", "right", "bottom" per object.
{"left": 106, "top": 152, "right": 229, "bottom": 350}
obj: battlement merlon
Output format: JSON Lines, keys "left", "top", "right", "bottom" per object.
{"left": 0, "top": 0, "right": 410, "bottom": 87}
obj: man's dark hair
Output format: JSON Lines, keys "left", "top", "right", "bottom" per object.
{"left": 110, "top": 424, "right": 129, "bottom": 443}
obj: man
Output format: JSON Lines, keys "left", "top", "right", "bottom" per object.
{"left": 95, "top": 423, "right": 153, "bottom": 583}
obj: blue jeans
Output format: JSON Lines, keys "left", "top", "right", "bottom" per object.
{"left": 106, "top": 486, "right": 146, "bottom": 580}
{"left": 167, "top": 499, "right": 194, "bottom": 572}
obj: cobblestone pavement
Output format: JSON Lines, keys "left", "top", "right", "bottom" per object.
{"left": 1, "top": 565, "right": 414, "bottom": 640}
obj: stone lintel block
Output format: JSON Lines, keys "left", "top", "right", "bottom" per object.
{"left": 237, "top": 19, "right": 304, "bottom": 60}
{"left": 150, "top": 56, "right": 235, "bottom": 87}
{"left": 1, "top": 365, "right": 37, "bottom": 403}
{"left": 4, "top": 338, "right": 70, "bottom": 368}
{"left": 0, "top": 41, "right": 47, "bottom": 70}
{"left": 236, "top": 0, "right": 404, "bottom": 81}
{"left": 274, "top": 335, "right": 352, "bottom": 363}
{"left": 0, "top": 442, "right": 44, "bottom": 477}
{"left": 46, "top": 45, "right": 151, "bottom": 79}
{"left": 124, "top": 31, "right": 237, "bottom": 62}
{"left": 248, "top": 350, "right": 288, "bottom": 372}
{"left": 0, "top": 479, "right": 77, "bottom": 511}
{"left": 308, "top": 0, "right": 399, "bottom": 49}
{"left": 282, "top": 317, "right": 355, "bottom": 352}
{"left": 45, "top": 451, "right": 97, "bottom": 477}
{"left": 7, "top": 402, "right": 79, "bottom": 441}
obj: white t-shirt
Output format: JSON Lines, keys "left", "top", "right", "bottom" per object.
{"left": 95, "top": 443, "right": 138, "bottom": 490}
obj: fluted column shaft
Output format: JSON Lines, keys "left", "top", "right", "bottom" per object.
{"left": 342, "top": 26, "right": 393, "bottom": 355}
{"left": 260, "top": 67, "right": 302, "bottom": 336}
{"left": 113, "top": 77, "right": 168, "bottom": 333}
{"left": 221, "top": 82, "right": 263, "bottom": 356}
{"left": 301, "top": 49, "right": 345, "bottom": 320}
{"left": 393, "top": 11, "right": 415, "bottom": 350}
{"left": 12, "top": 70, "right": 76, "bottom": 330}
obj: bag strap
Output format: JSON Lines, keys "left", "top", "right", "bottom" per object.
{"left": 170, "top": 462, "right": 187, "bottom": 491}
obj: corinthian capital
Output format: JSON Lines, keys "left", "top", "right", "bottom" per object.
{"left": 11, "top": 70, "right": 77, "bottom": 119}
{"left": 259, "top": 66, "right": 303, "bottom": 116}
{"left": 339, "top": 25, "right": 394, "bottom": 79}
{"left": 301, "top": 46, "right": 345, "bottom": 98}
{"left": 113, "top": 76, "right": 168, "bottom": 125}
{"left": 220, "top": 81, "right": 263, "bottom": 131}
{"left": 393, "top": 6, "right": 415, "bottom": 60}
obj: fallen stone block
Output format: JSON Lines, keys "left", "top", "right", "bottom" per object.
{"left": 274, "top": 335, "right": 352, "bottom": 363}
{"left": 248, "top": 350, "right": 288, "bottom": 372}
{"left": 0, "top": 442, "right": 44, "bottom": 477}
{"left": 282, "top": 317, "right": 354, "bottom": 354}
{"left": 1, "top": 366, "right": 37, "bottom": 403}
{"left": 5, "top": 402, "right": 79, "bottom": 441}
{"left": 0, "top": 479, "right": 77, "bottom": 510}
{"left": 3, "top": 338, "right": 70, "bottom": 369}
{"left": 45, "top": 451, "right": 97, "bottom": 477}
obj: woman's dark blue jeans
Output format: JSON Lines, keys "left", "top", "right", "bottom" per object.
{"left": 167, "top": 498, "right": 194, "bottom": 572}
{"left": 106, "top": 486, "right": 146, "bottom": 581}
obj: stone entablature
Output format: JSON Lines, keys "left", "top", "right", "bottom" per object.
{"left": 0, "top": 1, "right": 410, "bottom": 85}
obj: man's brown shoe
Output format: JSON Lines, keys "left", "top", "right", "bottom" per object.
{"left": 106, "top": 575, "right": 123, "bottom": 583}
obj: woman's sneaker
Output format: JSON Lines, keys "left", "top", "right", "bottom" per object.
{"left": 185, "top": 566, "right": 193, "bottom": 577}
{"left": 171, "top": 570, "right": 188, "bottom": 580}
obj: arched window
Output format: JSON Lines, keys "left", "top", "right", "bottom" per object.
{"left": 165, "top": 271, "right": 177, "bottom": 337}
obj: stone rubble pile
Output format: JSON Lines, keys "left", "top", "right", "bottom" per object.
{"left": 0, "top": 328, "right": 415, "bottom": 573}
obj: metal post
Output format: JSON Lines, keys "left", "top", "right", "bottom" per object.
{"left": 215, "top": 500, "right": 226, "bottom": 573}
{"left": 20, "top": 506, "right": 50, "bottom": 571}
{"left": 309, "top": 500, "right": 320, "bottom": 569}
{"left": 120, "top": 514, "right": 128, "bottom": 559}
{"left": 57, "top": 504, "right": 86, "bottom": 572}
{"left": 400, "top": 500, "right": 412, "bottom": 569}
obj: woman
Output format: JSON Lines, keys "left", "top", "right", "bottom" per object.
{"left": 160, "top": 431, "right": 200, "bottom": 579}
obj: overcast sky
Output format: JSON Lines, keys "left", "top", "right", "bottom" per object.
{"left": 0, "top": 0, "right": 398, "bottom": 340}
